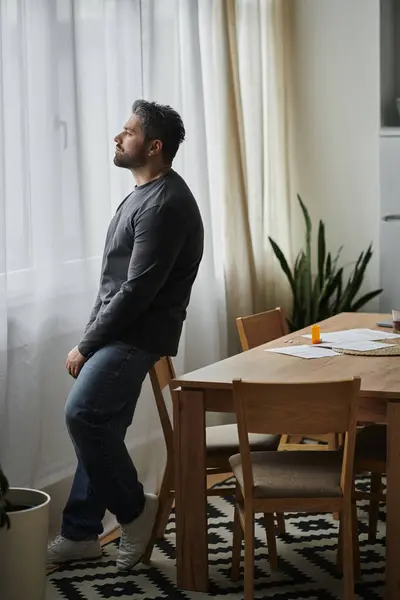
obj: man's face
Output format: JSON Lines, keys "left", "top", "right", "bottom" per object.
{"left": 113, "top": 114, "right": 148, "bottom": 169}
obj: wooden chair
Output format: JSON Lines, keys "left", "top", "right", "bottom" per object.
{"left": 336, "top": 424, "right": 386, "bottom": 579}
{"left": 236, "top": 307, "right": 289, "bottom": 352}
{"left": 229, "top": 377, "right": 360, "bottom": 600}
{"left": 352, "top": 424, "right": 386, "bottom": 543}
{"left": 236, "top": 308, "right": 339, "bottom": 451}
{"left": 142, "top": 357, "right": 283, "bottom": 563}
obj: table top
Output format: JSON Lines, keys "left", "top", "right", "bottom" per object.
{"left": 174, "top": 313, "right": 400, "bottom": 399}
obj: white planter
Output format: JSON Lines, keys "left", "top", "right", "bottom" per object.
{"left": 0, "top": 488, "right": 51, "bottom": 600}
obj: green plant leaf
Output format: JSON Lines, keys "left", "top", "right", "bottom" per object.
{"left": 332, "top": 245, "right": 344, "bottom": 273}
{"left": 293, "top": 253, "right": 307, "bottom": 329}
{"left": 350, "top": 245, "right": 373, "bottom": 299}
{"left": 338, "top": 256, "right": 362, "bottom": 311}
{"left": 350, "top": 289, "right": 383, "bottom": 312}
{"left": 294, "top": 253, "right": 306, "bottom": 301}
{"left": 321, "top": 268, "right": 343, "bottom": 304}
{"left": 325, "top": 252, "right": 332, "bottom": 279}
{"left": 311, "top": 220, "right": 328, "bottom": 322}
{"left": 286, "top": 318, "right": 294, "bottom": 331}
{"left": 333, "top": 268, "right": 343, "bottom": 313}
{"left": 268, "top": 237, "right": 295, "bottom": 294}
{"left": 317, "top": 220, "right": 326, "bottom": 289}
{"left": 312, "top": 275, "right": 321, "bottom": 322}
{"left": 339, "top": 245, "right": 373, "bottom": 311}
{"left": 297, "top": 195, "right": 313, "bottom": 322}
{"left": 294, "top": 252, "right": 302, "bottom": 270}
{"left": 298, "top": 195, "right": 312, "bottom": 253}
{"left": 303, "top": 264, "right": 312, "bottom": 326}
{"left": 293, "top": 252, "right": 303, "bottom": 282}
{"left": 270, "top": 199, "right": 382, "bottom": 329}
{"left": 293, "top": 251, "right": 309, "bottom": 323}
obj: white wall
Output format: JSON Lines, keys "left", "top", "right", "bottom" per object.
{"left": 290, "top": 0, "right": 381, "bottom": 306}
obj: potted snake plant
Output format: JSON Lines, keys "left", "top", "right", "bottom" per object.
{"left": 0, "top": 462, "right": 51, "bottom": 600}
{"left": 269, "top": 195, "right": 383, "bottom": 331}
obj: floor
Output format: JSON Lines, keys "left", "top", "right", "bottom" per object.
{"left": 46, "top": 473, "right": 385, "bottom": 600}
{"left": 100, "top": 472, "right": 227, "bottom": 547}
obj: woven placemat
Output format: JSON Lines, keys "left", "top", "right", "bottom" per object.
{"left": 334, "top": 337, "right": 400, "bottom": 356}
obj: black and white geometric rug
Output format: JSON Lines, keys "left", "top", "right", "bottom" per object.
{"left": 47, "top": 477, "right": 385, "bottom": 600}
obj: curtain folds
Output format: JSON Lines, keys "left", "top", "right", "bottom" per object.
{"left": 0, "top": 0, "right": 293, "bottom": 535}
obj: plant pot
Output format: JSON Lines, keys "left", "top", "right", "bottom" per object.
{"left": 0, "top": 487, "right": 51, "bottom": 600}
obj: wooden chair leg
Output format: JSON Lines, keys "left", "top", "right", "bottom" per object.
{"left": 283, "top": 434, "right": 303, "bottom": 446}
{"left": 352, "top": 501, "right": 361, "bottom": 580}
{"left": 278, "top": 434, "right": 289, "bottom": 450}
{"left": 154, "top": 494, "right": 174, "bottom": 539}
{"left": 337, "top": 513, "right": 343, "bottom": 574}
{"left": 368, "top": 472, "right": 382, "bottom": 544}
{"left": 142, "top": 469, "right": 173, "bottom": 564}
{"left": 154, "top": 468, "right": 174, "bottom": 539}
{"left": 276, "top": 512, "right": 286, "bottom": 534}
{"left": 231, "top": 505, "right": 243, "bottom": 581}
{"left": 244, "top": 511, "right": 255, "bottom": 600}
{"left": 337, "top": 502, "right": 360, "bottom": 581}
{"left": 330, "top": 436, "right": 341, "bottom": 520}
{"left": 341, "top": 503, "right": 355, "bottom": 600}
{"left": 329, "top": 433, "right": 342, "bottom": 450}
{"left": 263, "top": 513, "right": 278, "bottom": 571}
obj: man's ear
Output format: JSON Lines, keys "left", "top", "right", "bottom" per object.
{"left": 148, "top": 139, "right": 163, "bottom": 156}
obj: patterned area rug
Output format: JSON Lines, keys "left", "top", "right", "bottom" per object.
{"left": 47, "top": 477, "right": 385, "bottom": 600}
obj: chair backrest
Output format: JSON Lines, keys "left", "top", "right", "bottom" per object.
{"left": 149, "top": 357, "right": 176, "bottom": 460}
{"left": 233, "top": 378, "right": 361, "bottom": 500}
{"left": 236, "top": 307, "right": 289, "bottom": 351}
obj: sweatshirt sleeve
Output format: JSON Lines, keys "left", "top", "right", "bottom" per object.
{"left": 83, "top": 291, "right": 102, "bottom": 334}
{"left": 78, "top": 204, "right": 186, "bottom": 357}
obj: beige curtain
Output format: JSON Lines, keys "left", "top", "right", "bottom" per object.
{"left": 199, "top": 0, "right": 294, "bottom": 352}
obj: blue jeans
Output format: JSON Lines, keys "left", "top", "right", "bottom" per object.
{"left": 61, "top": 342, "right": 159, "bottom": 541}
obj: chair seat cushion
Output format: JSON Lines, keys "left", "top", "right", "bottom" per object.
{"left": 355, "top": 424, "right": 386, "bottom": 464}
{"left": 229, "top": 451, "right": 342, "bottom": 498}
{"left": 206, "top": 424, "right": 280, "bottom": 456}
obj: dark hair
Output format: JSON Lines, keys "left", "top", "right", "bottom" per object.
{"left": 132, "top": 100, "right": 185, "bottom": 163}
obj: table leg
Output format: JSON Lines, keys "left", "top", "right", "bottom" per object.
{"left": 386, "top": 402, "right": 400, "bottom": 599}
{"left": 173, "top": 389, "right": 208, "bottom": 591}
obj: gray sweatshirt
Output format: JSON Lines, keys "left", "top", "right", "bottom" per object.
{"left": 78, "top": 169, "right": 204, "bottom": 357}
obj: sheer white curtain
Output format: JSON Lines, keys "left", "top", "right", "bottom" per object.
{"left": 0, "top": 0, "right": 292, "bottom": 535}
{"left": 0, "top": 1, "right": 160, "bottom": 535}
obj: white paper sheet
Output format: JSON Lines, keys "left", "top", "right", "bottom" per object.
{"left": 368, "top": 330, "right": 400, "bottom": 340}
{"left": 328, "top": 340, "right": 389, "bottom": 352}
{"left": 303, "top": 328, "right": 400, "bottom": 344}
{"left": 265, "top": 345, "right": 340, "bottom": 359}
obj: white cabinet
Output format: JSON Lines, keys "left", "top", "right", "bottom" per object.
{"left": 379, "top": 133, "right": 400, "bottom": 311}
{"left": 381, "top": 0, "right": 400, "bottom": 127}
{"left": 379, "top": 1, "right": 400, "bottom": 310}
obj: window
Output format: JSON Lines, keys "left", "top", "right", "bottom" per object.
{"left": 0, "top": 0, "right": 142, "bottom": 298}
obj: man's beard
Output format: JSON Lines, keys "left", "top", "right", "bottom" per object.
{"left": 113, "top": 148, "right": 147, "bottom": 169}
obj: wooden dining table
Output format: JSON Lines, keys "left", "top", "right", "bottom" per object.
{"left": 172, "top": 312, "right": 400, "bottom": 599}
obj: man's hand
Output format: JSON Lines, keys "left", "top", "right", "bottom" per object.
{"left": 66, "top": 346, "right": 87, "bottom": 379}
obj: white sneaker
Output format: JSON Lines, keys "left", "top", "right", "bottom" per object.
{"left": 117, "top": 493, "right": 159, "bottom": 570}
{"left": 47, "top": 535, "right": 102, "bottom": 566}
